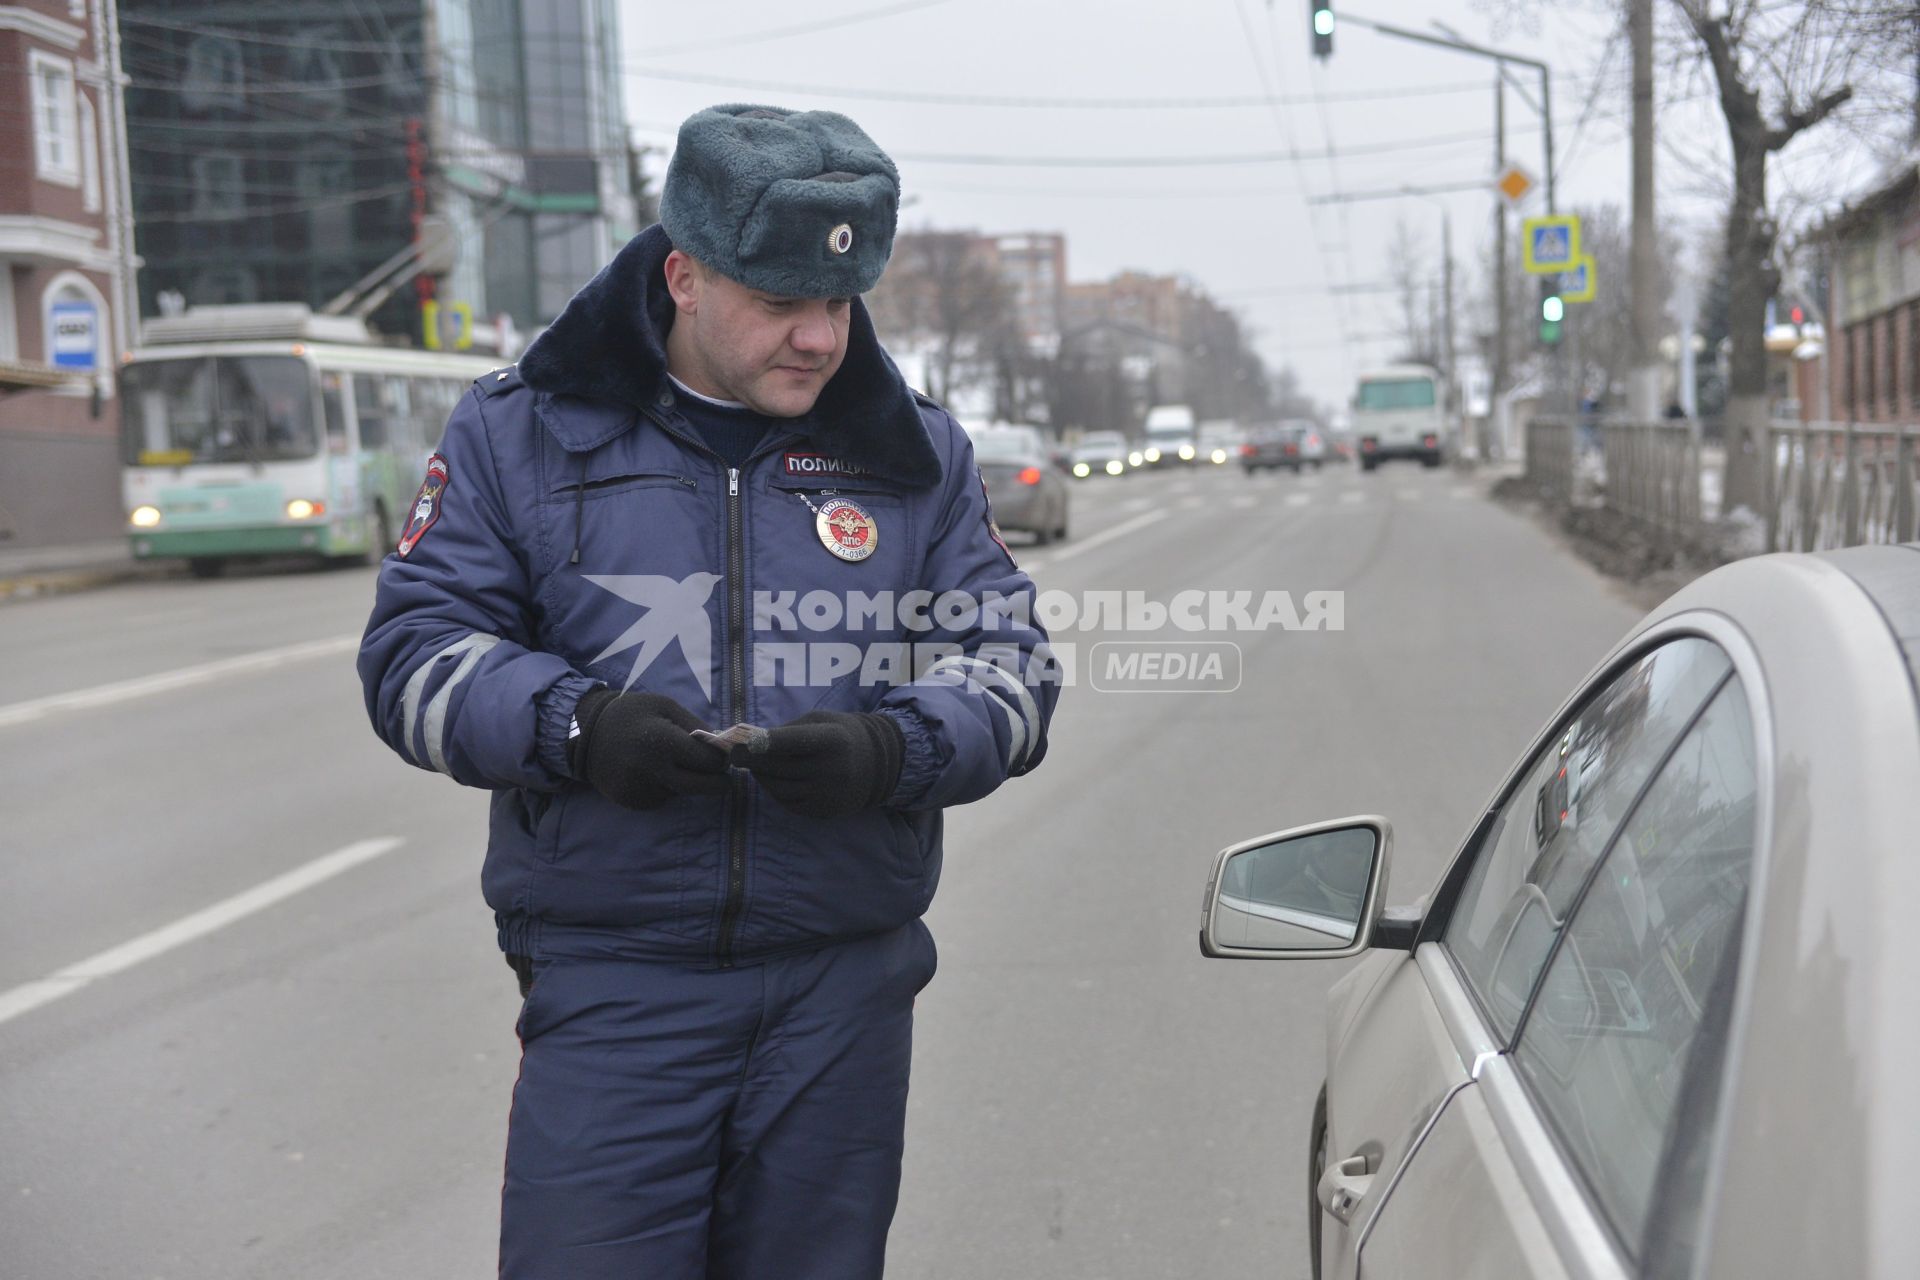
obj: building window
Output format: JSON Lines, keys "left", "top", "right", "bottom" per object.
{"left": 1884, "top": 312, "right": 1899, "bottom": 418}
{"left": 182, "top": 34, "right": 246, "bottom": 114}
{"left": 40, "top": 272, "right": 110, "bottom": 387}
{"left": 0, "top": 267, "right": 17, "bottom": 363}
{"left": 1862, "top": 319, "right": 1877, "bottom": 419}
{"left": 29, "top": 50, "right": 80, "bottom": 186}
{"left": 191, "top": 154, "right": 246, "bottom": 220}
{"left": 78, "top": 93, "right": 100, "bottom": 213}
{"left": 1909, "top": 303, "right": 1920, "bottom": 413}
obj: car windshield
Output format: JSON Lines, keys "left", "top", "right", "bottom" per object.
{"left": 121, "top": 356, "right": 317, "bottom": 465}
{"left": 1356, "top": 378, "right": 1437, "bottom": 411}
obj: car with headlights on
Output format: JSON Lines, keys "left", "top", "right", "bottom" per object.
{"left": 1070, "top": 430, "right": 1131, "bottom": 480}
{"left": 1197, "top": 542, "right": 1920, "bottom": 1280}
{"left": 968, "top": 426, "right": 1070, "bottom": 544}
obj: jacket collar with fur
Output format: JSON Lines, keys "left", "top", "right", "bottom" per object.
{"left": 518, "top": 224, "right": 942, "bottom": 489}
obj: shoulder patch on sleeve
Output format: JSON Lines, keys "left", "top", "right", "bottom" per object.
{"left": 977, "top": 468, "right": 1018, "bottom": 570}
{"left": 396, "top": 454, "right": 449, "bottom": 557}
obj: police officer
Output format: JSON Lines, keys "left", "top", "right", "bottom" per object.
{"left": 357, "top": 104, "right": 1057, "bottom": 1278}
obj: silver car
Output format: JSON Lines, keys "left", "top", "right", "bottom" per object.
{"left": 1199, "top": 542, "right": 1920, "bottom": 1279}
{"left": 970, "top": 426, "right": 1070, "bottom": 545}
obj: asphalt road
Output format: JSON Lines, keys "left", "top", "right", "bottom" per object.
{"left": 0, "top": 457, "right": 1645, "bottom": 1279}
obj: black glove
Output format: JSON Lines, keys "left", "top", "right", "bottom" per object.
{"left": 567, "top": 688, "right": 729, "bottom": 811}
{"left": 741, "top": 710, "right": 905, "bottom": 819}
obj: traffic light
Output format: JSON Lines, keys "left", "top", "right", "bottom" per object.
{"left": 1539, "top": 281, "right": 1564, "bottom": 346}
{"left": 1309, "top": 0, "right": 1334, "bottom": 59}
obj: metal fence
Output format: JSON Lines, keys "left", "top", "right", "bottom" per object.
{"left": 1524, "top": 417, "right": 1920, "bottom": 556}
{"left": 1765, "top": 421, "right": 1919, "bottom": 553}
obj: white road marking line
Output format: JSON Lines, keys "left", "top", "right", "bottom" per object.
{"left": 0, "top": 633, "right": 360, "bottom": 729}
{"left": 1451, "top": 486, "right": 1474, "bottom": 500}
{"left": 1121, "top": 497, "right": 1154, "bottom": 512}
{"left": 1177, "top": 496, "right": 1205, "bottom": 511}
{"left": 1285, "top": 492, "right": 1312, "bottom": 507}
{"left": 1229, "top": 496, "right": 1258, "bottom": 510}
{"left": 1397, "top": 488, "right": 1423, "bottom": 501}
{"left": 1024, "top": 508, "right": 1170, "bottom": 573}
{"left": 1339, "top": 490, "right": 1365, "bottom": 505}
{"left": 0, "top": 837, "right": 405, "bottom": 1027}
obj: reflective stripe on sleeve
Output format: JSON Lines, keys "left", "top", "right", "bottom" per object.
{"left": 919, "top": 653, "right": 1040, "bottom": 769}
{"left": 401, "top": 633, "right": 502, "bottom": 772}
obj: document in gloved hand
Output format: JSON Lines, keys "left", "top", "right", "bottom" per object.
{"left": 692, "top": 722, "right": 771, "bottom": 766}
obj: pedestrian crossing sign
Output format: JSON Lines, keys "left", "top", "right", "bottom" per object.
{"left": 1561, "top": 254, "right": 1597, "bottom": 304}
{"left": 1522, "top": 216, "right": 1580, "bottom": 274}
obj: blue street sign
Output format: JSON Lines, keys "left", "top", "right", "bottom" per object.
{"left": 49, "top": 300, "right": 99, "bottom": 371}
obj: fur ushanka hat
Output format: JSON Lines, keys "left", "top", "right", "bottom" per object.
{"left": 659, "top": 104, "right": 901, "bottom": 298}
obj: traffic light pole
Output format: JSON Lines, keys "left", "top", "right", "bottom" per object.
{"left": 1341, "top": 14, "right": 1555, "bottom": 215}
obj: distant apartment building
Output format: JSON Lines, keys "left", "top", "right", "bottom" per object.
{"left": 119, "top": 0, "right": 639, "bottom": 347}
{"left": 992, "top": 232, "right": 1066, "bottom": 353}
{"left": 0, "top": 0, "right": 139, "bottom": 548}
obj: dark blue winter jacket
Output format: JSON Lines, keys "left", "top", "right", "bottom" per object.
{"left": 357, "top": 226, "right": 1056, "bottom": 966}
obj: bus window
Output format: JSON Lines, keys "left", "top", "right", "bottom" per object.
{"left": 321, "top": 372, "right": 348, "bottom": 455}
{"left": 410, "top": 376, "right": 453, "bottom": 450}
{"left": 354, "top": 374, "right": 389, "bottom": 448}
{"left": 121, "top": 355, "right": 317, "bottom": 464}
{"left": 1356, "top": 378, "right": 1437, "bottom": 411}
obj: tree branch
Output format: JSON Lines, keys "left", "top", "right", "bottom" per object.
{"left": 1766, "top": 85, "right": 1854, "bottom": 150}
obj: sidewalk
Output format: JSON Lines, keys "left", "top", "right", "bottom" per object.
{"left": 0, "top": 537, "right": 175, "bottom": 601}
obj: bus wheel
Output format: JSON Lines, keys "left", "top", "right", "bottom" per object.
{"left": 188, "top": 557, "right": 225, "bottom": 580}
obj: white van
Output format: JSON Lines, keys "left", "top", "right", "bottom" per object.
{"left": 1144, "top": 403, "right": 1198, "bottom": 467}
{"left": 1351, "top": 366, "right": 1445, "bottom": 472}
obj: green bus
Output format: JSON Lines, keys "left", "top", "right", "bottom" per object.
{"left": 120, "top": 304, "right": 500, "bottom": 577}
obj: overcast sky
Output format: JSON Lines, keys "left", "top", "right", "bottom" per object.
{"left": 617, "top": 0, "right": 1900, "bottom": 407}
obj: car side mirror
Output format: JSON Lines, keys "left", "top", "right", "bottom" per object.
{"left": 1199, "top": 817, "right": 1392, "bottom": 960}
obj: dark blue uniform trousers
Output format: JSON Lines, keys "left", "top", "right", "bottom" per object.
{"left": 500, "top": 920, "right": 937, "bottom": 1278}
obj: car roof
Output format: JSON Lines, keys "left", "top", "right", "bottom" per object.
{"left": 1823, "top": 543, "right": 1920, "bottom": 699}
{"left": 1620, "top": 543, "right": 1920, "bottom": 1275}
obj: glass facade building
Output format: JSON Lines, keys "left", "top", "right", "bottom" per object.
{"left": 120, "top": 0, "right": 636, "bottom": 346}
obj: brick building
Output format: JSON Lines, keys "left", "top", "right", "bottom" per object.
{"left": 0, "top": 0, "right": 139, "bottom": 548}
{"left": 1826, "top": 159, "right": 1919, "bottom": 424}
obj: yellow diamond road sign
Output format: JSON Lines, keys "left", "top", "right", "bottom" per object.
{"left": 1496, "top": 164, "right": 1534, "bottom": 206}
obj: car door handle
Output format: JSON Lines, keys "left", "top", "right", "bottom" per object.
{"left": 1317, "top": 1155, "right": 1373, "bottom": 1225}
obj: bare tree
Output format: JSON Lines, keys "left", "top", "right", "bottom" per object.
{"left": 1666, "top": 0, "right": 1907, "bottom": 507}
{"left": 864, "top": 230, "right": 1014, "bottom": 405}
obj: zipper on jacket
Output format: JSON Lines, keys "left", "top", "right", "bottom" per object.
{"left": 717, "top": 465, "right": 749, "bottom": 967}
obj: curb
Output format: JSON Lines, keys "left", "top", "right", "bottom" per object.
{"left": 0, "top": 561, "right": 179, "bottom": 602}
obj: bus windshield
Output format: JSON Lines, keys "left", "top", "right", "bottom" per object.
{"left": 1356, "top": 378, "right": 1437, "bottom": 411}
{"left": 121, "top": 356, "right": 317, "bottom": 465}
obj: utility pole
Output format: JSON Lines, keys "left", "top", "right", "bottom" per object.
{"left": 1627, "top": 0, "right": 1661, "bottom": 422}
{"left": 1492, "top": 76, "right": 1509, "bottom": 459}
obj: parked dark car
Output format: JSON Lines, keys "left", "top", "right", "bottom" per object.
{"left": 1241, "top": 423, "right": 1307, "bottom": 475}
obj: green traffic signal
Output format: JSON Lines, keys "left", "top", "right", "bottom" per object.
{"left": 1310, "top": 0, "right": 1333, "bottom": 57}
{"left": 1542, "top": 295, "right": 1565, "bottom": 324}
{"left": 1539, "top": 318, "right": 1563, "bottom": 345}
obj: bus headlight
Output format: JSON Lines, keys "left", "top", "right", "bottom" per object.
{"left": 1105, "top": 459, "right": 1125, "bottom": 476}
{"left": 130, "top": 505, "right": 161, "bottom": 528}
{"left": 1178, "top": 444, "right": 1196, "bottom": 461}
{"left": 1144, "top": 447, "right": 1161, "bottom": 463}
{"left": 1210, "top": 449, "right": 1227, "bottom": 464}
{"left": 286, "top": 499, "right": 327, "bottom": 520}
{"left": 1072, "top": 462, "right": 1091, "bottom": 478}
{"left": 1128, "top": 451, "right": 1145, "bottom": 467}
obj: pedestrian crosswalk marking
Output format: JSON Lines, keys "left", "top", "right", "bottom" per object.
{"left": 1285, "top": 492, "right": 1312, "bottom": 507}
{"left": 1339, "top": 490, "right": 1364, "bottom": 504}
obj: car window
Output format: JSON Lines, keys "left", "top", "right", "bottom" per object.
{"left": 1513, "top": 679, "right": 1756, "bottom": 1261}
{"left": 1444, "top": 637, "right": 1732, "bottom": 1041}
